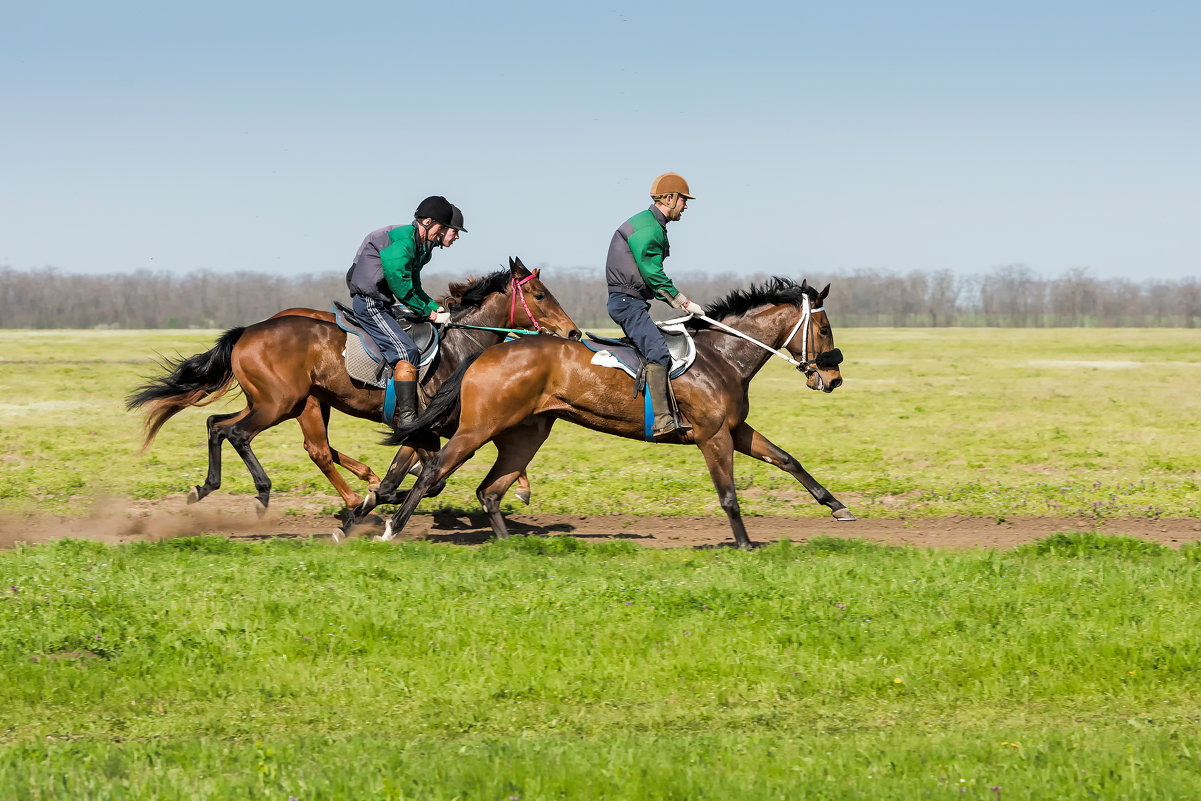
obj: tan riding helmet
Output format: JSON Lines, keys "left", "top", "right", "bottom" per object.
{"left": 650, "top": 172, "right": 695, "bottom": 205}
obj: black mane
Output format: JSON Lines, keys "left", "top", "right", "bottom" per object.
{"left": 703, "top": 277, "right": 817, "bottom": 322}
{"left": 447, "top": 269, "right": 511, "bottom": 310}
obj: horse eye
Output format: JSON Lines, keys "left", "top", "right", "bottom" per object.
{"left": 820, "top": 326, "right": 831, "bottom": 336}
{"left": 534, "top": 293, "right": 545, "bottom": 300}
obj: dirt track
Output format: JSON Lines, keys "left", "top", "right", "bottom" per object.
{"left": 3, "top": 494, "right": 1201, "bottom": 551}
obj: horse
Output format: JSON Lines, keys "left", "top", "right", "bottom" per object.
{"left": 347, "top": 277, "right": 854, "bottom": 550}
{"left": 126, "top": 258, "right": 581, "bottom": 514}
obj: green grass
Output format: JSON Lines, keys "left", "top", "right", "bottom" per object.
{"left": 3, "top": 535, "right": 1201, "bottom": 798}
{"left": 2, "top": 327, "right": 1200, "bottom": 519}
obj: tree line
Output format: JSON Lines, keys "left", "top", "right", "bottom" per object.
{"left": 2, "top": 264, "right": 1199, "bottom": 329}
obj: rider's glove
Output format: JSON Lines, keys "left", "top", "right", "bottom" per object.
{"left": 662, "top": 290, "right": 704, "bottom": 317}
{"left": 432, "top": 307, "right": 451, "bottom": 325}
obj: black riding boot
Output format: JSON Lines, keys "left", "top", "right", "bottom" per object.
{"left": 645, "top": 363, "right": 680, "bottom": 440}
{"left": 391, "top": 362, "right": 418, "bottom": 428}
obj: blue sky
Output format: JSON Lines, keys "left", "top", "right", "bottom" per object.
{"left": 2, "top": 1, "right": 1198, "bottom": 281}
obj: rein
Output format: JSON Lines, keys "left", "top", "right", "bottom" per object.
{"left": 438, "top": 272, "right": 556, "bottom": 338}
{"left": 444, "top": 322, "right": 540, "bottom": 337}
{"left": 685, "top": 295, "right": 828, "bottom": 372}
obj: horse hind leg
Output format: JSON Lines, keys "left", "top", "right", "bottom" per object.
{"left": 214, "top": 399, "right": 297, "bottom": 517}
{"left": 224, "top": 415, "right": 278, "bottom": 517}
{"left": 514, "top": 471, "right": 532, "bottom": 505}
{"left": 189, "top": 410, "right": 247, "bottom": 504}
{"left": 475, "top": 422, "right": 552, "bottom": 538}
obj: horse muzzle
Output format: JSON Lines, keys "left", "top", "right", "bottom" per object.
{"left": 799, "top": 348, "right": 844, "bottom": 392}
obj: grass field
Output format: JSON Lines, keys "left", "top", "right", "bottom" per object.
{"left": 3, "top": 534, "right": 1201, "bottom": 799}
{"left": 2, "top": 328, "right": 1201, "bottom": 799}
{"left": 1, "top": 327, "right": 1200, "bottom": 518}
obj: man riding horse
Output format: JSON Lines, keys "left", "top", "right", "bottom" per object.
{"left": 606, "top": 172, "right": 706, "bottom": 440}
{"left": 346, "top": 195, "right": 462, "bottom": 428}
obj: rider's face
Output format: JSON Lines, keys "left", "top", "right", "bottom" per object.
{"left": 418, "top": 219, "right": 444, "bottom": 244}
{"left": 440, "top": 227, "right": 460, "bottom": 247}
{"left": 663, "top": 194, "right": 688, "bottom": 221}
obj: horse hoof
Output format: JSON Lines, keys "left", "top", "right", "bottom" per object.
{"left": 255, "top": 500, "right": 268, "bottom": 519}
{"left": 186, "top": 486, "right": 202, "bottom": 505}
{"left": 330, "top": 528, "right": 342, "bottom": 544}
{"left": 833, "top": 508, "right": 857, "bottom": 521}
{"left": 380, "top": 520, "right": 395, "bottom": 542}
{"left": 515, "top": 489, "right": 531, "bottom": 505}
{"left": 408, "top": 462, "right": 423, "bottom": 477}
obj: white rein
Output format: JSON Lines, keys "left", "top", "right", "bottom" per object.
{"left": 663, "top": 294, "right": 822, "bottom": 370}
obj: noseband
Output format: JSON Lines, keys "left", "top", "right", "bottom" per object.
{"left": 510, "top": 273, "right": 550, "bottom": 335}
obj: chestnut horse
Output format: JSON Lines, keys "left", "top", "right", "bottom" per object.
{"left": 127, "top": 259, "right": 580, "bottom": 513}
{"left": 349, "top": 277, "right": 854, "bottom": 550}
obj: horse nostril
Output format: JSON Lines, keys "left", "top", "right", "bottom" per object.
{"left": 828, "top": 376, "right": 843, "bottom": 390}
{"left": 569, "top": 329, "right": 582, "bottom": 341}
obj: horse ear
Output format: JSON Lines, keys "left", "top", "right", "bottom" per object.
{"left": 819, "top": 283, "right": 830, "bottom": 301}
{"left": 511, "top": 256, "right": 530, "bottom": 277}
{"left": 800, "top": 278, "right": 809, "bottom": 292}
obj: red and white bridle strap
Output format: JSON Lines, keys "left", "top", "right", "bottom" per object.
{"left": 510, "top": 273, "right": 549, "bottom": 334}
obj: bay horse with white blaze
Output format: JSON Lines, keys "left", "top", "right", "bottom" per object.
{"left": 126, "top": 258, "right": 580, "bottom": 514}
{"left": 348, "top": 277, "right": 854, "bottom": 550}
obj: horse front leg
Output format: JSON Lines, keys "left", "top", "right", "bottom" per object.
{"left": 342, "top": 445, "right": 418, "bottom": 534}
{"left": 296, "top": 399, "right": 365, "bottom": 509}
{"left": 731, "top": 422, "right": 855, "bottom": 521}
{"left": 697, "top": 429, "right": 755, "bottom": 550}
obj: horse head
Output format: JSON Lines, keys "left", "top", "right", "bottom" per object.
{"left": 444, "top": 260, "right": 581, "bottom": 340}
{"left": 788, "top": 280, "right": 843, "bottom": 393}
{"left": 507, "top": 256, "right": 582, "bottom": 340}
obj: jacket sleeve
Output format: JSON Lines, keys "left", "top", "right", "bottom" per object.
{"left": 627, "top": 226, "right": 680, "bottom": 301}
{"left": 381, "top": 239, "right": 438, "bottom": 315}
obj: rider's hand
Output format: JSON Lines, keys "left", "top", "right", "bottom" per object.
{"left": 683, "top": 300, "right": 704, "bottom": 317}
{"left": 432, "top": 309, "right": 451, "bottom": 325}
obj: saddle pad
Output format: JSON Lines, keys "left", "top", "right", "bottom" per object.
{"left": 333, "top": 302, "right": 440, "bottom": 387}
{"left": 344, "top": 335, "right": 388, "bottom": 387}
{"left": 583, "top": 323, "right": 695, "bottom": 379}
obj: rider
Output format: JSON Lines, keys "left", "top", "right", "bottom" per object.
{"left": 605, "top": 172, "right": 705, "bottom": 440}
{"left": 345, "top": 195, "right": 460, "bottom": 427}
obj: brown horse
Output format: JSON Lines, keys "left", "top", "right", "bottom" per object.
{"left": 349, "top": 277, "right": 853, "bottom": 549}
{"left": 127, "top": 258, "right": 580, "bottom": 513}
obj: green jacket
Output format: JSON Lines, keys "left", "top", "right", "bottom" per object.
{"left": 605, "top": 206, "right": 680, "bottom": 301}
{"left": 380, "top": 225, "right": 437, "bottom": 315}
{"left": 345, "top": 223, "right": 438, "bottom": 315}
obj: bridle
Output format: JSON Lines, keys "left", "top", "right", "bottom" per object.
{"left": 782, "top": 294, "right": 842, "bottom": 377}
{"left": 510, "top": 273, "right": 551, "bottom": 335}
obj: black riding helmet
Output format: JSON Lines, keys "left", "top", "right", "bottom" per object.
{"left": 414, "top": 195, "right": 455, "bottom": 228}
{"left": 450, "top": 204, "right": 467, "bottom": 233}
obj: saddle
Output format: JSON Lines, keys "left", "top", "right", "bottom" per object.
{"left": 582, "top": 320, "right": 696, "bottom": 380}
{"left": 332, "top": 301, "right": 440, "bottom": 388}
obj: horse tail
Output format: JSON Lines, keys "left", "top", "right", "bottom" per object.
{"left": 125, "top": 326, "right": 246, "bottom": 452}
{"left": 382, "top": 351, "right": 484, "bottom": 447}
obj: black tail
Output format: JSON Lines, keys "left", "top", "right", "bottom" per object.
{"left": 382, "top": 351, "right": 483, "bottom": 447}
{"left": 126, "top": 326, "right": 246, "bottom": 451}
